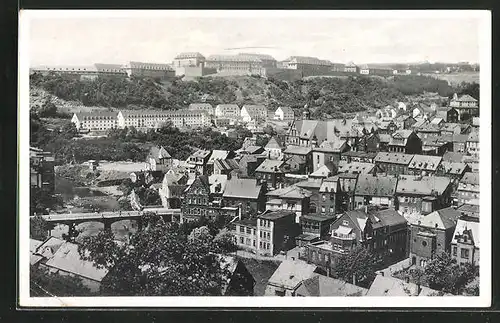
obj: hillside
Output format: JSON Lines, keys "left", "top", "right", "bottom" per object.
{"left": 30, "top": 72, "right": 461, "bottom": 119}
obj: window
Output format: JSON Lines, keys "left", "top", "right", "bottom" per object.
{"left": 461, "top": 248, "right": 470, "bottom": 259}
{"left": 453, "top": 246, "right": 457, "bottom": 256}
{"left": 422, "top": 240, "right": 427, "bottom": 247}
{"left": 246, "top": 228, "right": 252, "bottom": 234}
{"left": 239, "top": 226, "right": 244, "bottom": 233}
{"left": 260, "top": 231, "right": 262, "bottom": 238}
{"left": 240, "top": 237, "right": 244, "bottom": 243}
{"left": 275, "top": 290, "right": 286, "bottom": 297}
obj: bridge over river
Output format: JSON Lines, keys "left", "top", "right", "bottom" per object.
{"left": 39, "top": 208, "right": 181, "bottom": 231}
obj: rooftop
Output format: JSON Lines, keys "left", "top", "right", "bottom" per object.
{"left": 296, "top": 274, "right": 368, "bottom": 296}
{"left": 452, "top": 218, "right": 480, "bottom": 248}
{"left": 408, "top": 155, "right": 442, "bottom": 171}
{"left": 255, "top": 159, "right": 285, "bottom": 173}
{"left": 413, "top": 207, "right": 461, "bottom": 229}
{"left": 396, "top": 175, "right": 451, "bottom": 195}
{"left": 374, "top": 152, "right": 414, "bottom": 165}
{"left": 366, "top": 275, "right": 419, "bottom": 296}
{"left": 259, "top": 210, "right": 296, "bottom": 221}
{"left": 460, "top": 172, "right": 479, "bottom": 185}
{"left": 354, "top": 174, "right": 398, "bottom": 197}
{"left": 223, "top": 178, "right": 262, "bottom": 199}
{"left": 267, "top": 260, "right": 317, "bottom": 290}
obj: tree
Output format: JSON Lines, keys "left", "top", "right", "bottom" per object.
{"left": 78, "top": 223, "right": 234, "bottom": 296}
{"left": 30, "top": 215, "right": 54, "bottom": 241}
{"left": 30, "top": 265, "right": 92, "bottom": 297}
{"left": 424, "top": 252, "right": 478, "bottom": 295}
{"left": 60, "top": 121, "right": 79, "bottom": 139}
{"left": 333, "top": 246, "right": 378, "bottom": 287}
{"left": 39, "top": 100, "right": 58, "bottom": 118}
{"left": 31, "top": 187, "right": 63, "bottom": 215}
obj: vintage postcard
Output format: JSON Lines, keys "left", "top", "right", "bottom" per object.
{"left": 19, "top": 10, "right": 491, "bottom": 307}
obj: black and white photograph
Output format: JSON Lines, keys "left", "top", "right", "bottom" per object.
{"left": 19, "top": 10, "right": 491, "bottom": 307}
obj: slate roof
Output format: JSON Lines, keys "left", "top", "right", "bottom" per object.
{"left": 366, "top": 275, "right": 420, "bottom": 296}
{"left": 338, "top": 161, "right": 375, "bottom": 174}
{"left": 374, "top": 208, "right": 407, "bottom": 227}
{"left": 342, "top": 151, "right": 377, "bottom": 159}
{"left": 174, "top": 52, "right": 205, "bottom": 59}
{"left": 296, "top": 274, "right": 368, "bottom": 296}
{"left": 255, "top": 159, "right": 285, "bottom": 173}
{"left": 266, "top": 185, "right": 313, "bottom": 199}
{"left": 374, "top": 152, "right": 414, "bottom": 165}
{"left": 214, "top": 159, "right": 239, "bottom": 172}
{"left": 460, "top": 172, "right": 479, "bottom": 185}
{"left": 443, "top": 151, "right": 465, "bottom": 163}
{"left": 408, "top": 155, "right": 442, "bottom": 171}
{"left": 284, "top": 145, "right": 312, "bottom": 155}
{"left": 314, "top": 140, "right": 348, "bottom": 153}
{"left": 440, "top": 161, "right": 468, "bottom": 175}
{"left": 354, "top": 174, "right": 398, "bottom": 197}
{"left": 265, "top": 137, "right": 284, "bottom": 150}
{"left": 223, "top": 178, "right": 262, "bottom": 199}
{"left": 259, "top": 210, "right": 297, "bottom": 221}
{"left": 319, "top": 179, "right": 340, "bottom": 193}
{"left": 413, "top": 207, "right": 460, "bottom": 229}
{"left": 42, "top": 239, "right": 109, "bottom": 282}
{"left": 396, "top": 175, "right": 451, "bottom": 195}
{"left": 267, "top": 260, "right": 317, "bottom": 290}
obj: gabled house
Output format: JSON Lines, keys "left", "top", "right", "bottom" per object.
{"left": 241, "top": 105, "right": 267, "bottom": 123}
{"left": 215, "top": 104, "right": 240, "bottom": 120}
{"left": 146, "top": 146, "right": 172, "bottom": 172}
{"left": 283, "top": 145, "right": 312, "bottom": 174}
{"left": 440, "top": 123, "right": 462, "bottom": 136}
{"left": 466, "top": 130, "right": 479, "bottom": 157}
{"left": 388, "top": 130, "right": 422, "bottom": 154}
{"left": 451, "top": 134, "right": 468, "bottom": 153}
{"left": 438, "top": 161, "right": 470, "bottom": 188}
{"left": 222, "top": 178, "right": 266, "bottom": 217}
{"left": 298, "top": 213, "right": 337, "bottom": 242}
{"left": 394, "top": 115, "right": 416, "bottom": 130}
{"left": 357, "top": 132, "right": 381, "bottom": 153}
{"left": 421, "top": 135, "right": 453, "bottom": 156}
{"left": 206, "top": 150, "right": 236, "bottom": 175}
{"left": 409, "top": 207, "right": 461, "bottom": 267}
{"left": 338, "top": 161, "right": 379, "bottom": 175}
{"left": 181, "top": 174, "right": 223, "bottom": 222}
{"left": 456, "top": 172, "right": 479, "bottom": 206}
{"left": 255, "top": 159, "right": 287, "bottom": 189}
{"left": 265, "top": 260, "right": 317, "bottom": 296}
{"left": 266, "top": 185, "right": 313, "bottom": 223}
{"left": 451, "top": 217, "right": 479, "bottom": 266}
{"left": 395, "top": 175, "right": 452, "bottom": 219}
{"left": 311, "top": 140, "right": 349, "bottom": 172}
{"left": 449, "top": 93, "right": 479, "bottom": 121}
{"left": 264, "top": 136, "right": 284, "bottom": 160}
{"left": 354, "top": 174, "right": 398, "bottom": 209}
{"left": 415, "top": 123, "right": 442, "bottom": 140}
{"left": 318, "top": 173, "right": 359, "bottom": 214}
{"left": 237, "top": 153, "right": 267, "bottom": 178}
{"left": 340, "top": 151, "right": 377, "bottom": 164}
{"left": 274, "top": 106, "right": 295, "bottom": 121}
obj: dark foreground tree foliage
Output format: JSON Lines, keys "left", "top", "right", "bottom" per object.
{"left": 30, "top": 265, "right": 92, "bottom": 297}
{"left": 30, "top": 215, "right": 54, "bottom": 241}
{"left": 78, "top": 219, "right": 238, "bottom": 296}
{"left": 424, "top": 252, "right": 478, "bottom": 295}
{"left": 333, "top": 246, "right": 378, "bottom": 287}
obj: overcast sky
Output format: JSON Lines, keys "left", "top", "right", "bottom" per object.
{"left": 27, "top": 14, "right": 481, "bottom": 67}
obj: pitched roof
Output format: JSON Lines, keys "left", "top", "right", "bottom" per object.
{"left": 255, "top": 159, "right": 285, "bottom": 173}
{"left": 188, "top": 103, "right": 213, "bottom": 110}
{"left": 338, "top": 161, "right": 375, "bottom": 174}
{"left": 374, "top": 208, "right": 407, "bottom": 227}
{"left": 208, "top": 174, "right": 228, "bottom": 194}
{"left": 277, "top": 106, "right": 294, "bottom": 115}
{"left": 297, "top": 274, "right": 368, "bottom": 296}
{"left": 443, "top": 151, "right": 465, "bottom": 163}
{"left": 265, "top": 136, "right": 284, "bottom": 150}
{"left": 389, "top": 130, "right": 415, "bottom": 146}
{"left": 266, "top": 185, "right": 313, "bottom": 199}
{"left": 214, "top": 159, "right": 239, "bottom": 172}
{"left": 452, "top": 218, "right": 480, "bottom": 248}
{"left": 460, "top": 172, "right": 479, "bottom": 185}
{"left": 315, "top": 140, "right": 348, "bottom": 152}
{"left": 244, "top": 146, "right": 264, "bottom": 154}
{"left": 190, "top": 149, "right": 211, "bottom": 159}
{"left": 43, "top": 240, "right": 109, "bottom": 282}
{"left": 456, "top": 94, "right": 478, "bottom": 102}
{"left": 309, "top": 165, "right": 333, "bottom": 178}
{"left": 174, "top": 52, "right": 205, "bottom": 59}
{"left": 374, "top": 152, "right": 414, "bottom": 165}
{"left": 341, "top": 151, "right": 377, "bottom": 159}
{"left": 149, "top": 146, "right": 171, "bottom": 161}
{"left": 223, "top": 178, "right": 262, "bottom": 199}
{"left": 259, "top": 210, "right": 296, "bottom": 220}
{"left": 319, "top": 179, "right": 340, "bottom": 193}
{"left": 413, "top": 207, "right": 460, "bottom": 229}
{"left": 284, "top": 145, "right": 312, "bottom": 155}
{"left": 440, "top": 161, "right": 468, "bottom": 175}
{"left": 267, "top": 260, "right": 317, "bottom": 290}
{"left": 467, "top": 131, "right": 479, "bottom": 142}
{"left": 354, "top": 174, "right": 398, "bottom": 197}
{"left": 396, "top": 175, "right": 451, "bottom": 195}
{"left": 408, "top": 155, "right": 442, "bottom": 171}
{"left": 366, "top": 275, "right": 419, "bottom": 296}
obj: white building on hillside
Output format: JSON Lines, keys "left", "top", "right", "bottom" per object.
{"left": 274, "top": 106, "right": 294, "bottom": 121}
{"left": 215, "top": 104, "right": 241, "bottom": 119}
{"left": 71, "top": 111, "right": 118, "bottom": 131}
{"left": 241, "top": 105, "right": 267, "bottom": 122}
{"left": 117, "top": 110, "right": 210, "bottom": 129}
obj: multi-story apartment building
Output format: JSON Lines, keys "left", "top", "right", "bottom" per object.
{"left": 456, "top": 172, "right": 479, "bottom": 205}
{"left": 395, "top": 175, "right": 452, "bottom": 219}
{"left": 409, "top": 207, "right": 461, "bottom": 267}
{"left": 388, "top": 130, "right": 422, "bottom": 154}
{"left": 304, "top": 207, "right": 407, "bottom": 272}
{"left": 214, "top": 104, "right": 241, "bottom": 120}
{"left": 299, "top": 213, "right": 337, "bottom": 241}
{"left": 71, "top": 111, "right": 118, "bottom": 132}
{"left": 31, "top": 64, "right": 127, "bottom": 80}
{"left": 358, "top": 65, "right": 393, "bottom": 76}
{"left": 264, "top": 136, "right": 284, "bottom": 161}
{"left": 374, "top": 152, "right": 414, "bottom": 176}
{"left": 451, "top": 217, "right": 479, "bottom": 266}
{"left": 180, "top": 175, "right": 221, "bottom": 223}
{"left": 466, "top": 130, "right": 479, "bottom": 157}
{"left": 232, "top": 218, "right": 258, "bottom": 253}
{"left": 311, "top": 140, "right": 350, "bottom": 173}
{"left": 172, "top": 52, "right": 206, "bottom": 69}
{"left": 256, "top": 210, "right": 299, "bottom": 256}
{"left": 254, "top": 159, "right": 287, "bottom": 190}
{"left": 30, "top": 147, "right": 56, "bottom": 196}
{"left": 122, "top": 61, "right": 175, "bottom": 80}
{"left": 145, "top": 145, "right": 172, "bottom": 172}
{"left": 117, "top": 110, "right": 210, "bottom": 130}
{"left": 353, "top": 174, "right": 398, "bottom": 209}
{"left": 222, "top": 178, "right": 266, "bottom": 217}
{"left": 283, "top": 145, "right": 313, "bottom": 175}
{"left": 407, "top": 155, "right": 443, "bottom": 176}
{"left": 344, "top": 62, "right": 359, "bottom": 73}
